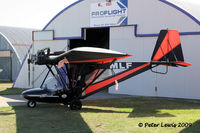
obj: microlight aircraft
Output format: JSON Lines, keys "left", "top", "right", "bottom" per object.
{"left": 22, "top": 30, "right": 191, "bottom": 110}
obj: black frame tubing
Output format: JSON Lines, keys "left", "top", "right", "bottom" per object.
{"left": 46, "top": 65, "right": 65, "bottom": 89}
{"left": 40, "top": 66, "right": 52, "bottom": 88}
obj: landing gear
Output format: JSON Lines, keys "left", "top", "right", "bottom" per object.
{"left": 70, "top": 99, "right": 82, "bottom": 110}
{"left": 27, "top": 100, "right": 36, "bottom": 108}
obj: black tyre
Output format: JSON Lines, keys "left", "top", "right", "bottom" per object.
{"left": 27, "top": 100, "right": 36, "bottom": 108}
{"left": 70, "top": 100, "right": 82, "bottom": 110}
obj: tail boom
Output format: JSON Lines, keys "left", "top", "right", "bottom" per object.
{"left": 82, "top": 62, "right": 151, "bottom": 98}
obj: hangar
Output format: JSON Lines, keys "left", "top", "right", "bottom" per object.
{"left": 14, "top": 0, "right": 200, "bottom": 100}
{"left": 0, "top": 26, "right": 33, "bottom": 82}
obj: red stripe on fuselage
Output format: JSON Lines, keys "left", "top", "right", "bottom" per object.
{"left": 85, "top": 63, "right": 150, "bottom": 94}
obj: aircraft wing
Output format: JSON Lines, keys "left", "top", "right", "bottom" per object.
{"left": 35, "top": 47, "right": 132, "bottom": 65}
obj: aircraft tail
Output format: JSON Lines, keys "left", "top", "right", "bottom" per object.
{"left": 151, "top": 30, "right": 191, "bottom": 67}
{"left": 82, "top": 30, "right": 191, "bottom": 98}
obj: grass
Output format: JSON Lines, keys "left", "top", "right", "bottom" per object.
{"left": 0, "top": 97, "right": 200, "bottom": 133}
{"left": 0, "top": 83, "right": 24, "bottom": 95}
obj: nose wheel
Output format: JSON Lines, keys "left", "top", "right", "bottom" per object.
{"left": 27, "top": 100, "right": 36, "bottom": 108}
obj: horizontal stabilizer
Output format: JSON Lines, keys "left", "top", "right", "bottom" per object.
{"left": 174, "top": 62, "right": 191, "bottom": 67}
{"left": 151, "top": 61, "right": 191, "bottom": 67}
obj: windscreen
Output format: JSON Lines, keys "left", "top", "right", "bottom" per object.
{"left": 43, "top": 77, "right": 60, "bottom": 90}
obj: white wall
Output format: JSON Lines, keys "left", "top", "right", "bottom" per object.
{"left": 45, "top": 0, "right": 106, "bottom": 38}
{"left": 109, "top": 0, "right": 200, "bottom": 100}
{"left": 109, "top": 26, "right": 200, "bottom": 100}
{"left": 45, "top": 0, "right": 200, "bottom": 38}
{"left": 14, "top": 59, "right": 29, "bottom": 88}
{"left": 109, "top": 26, "right": 156, "bottom": 97}
{"left": 129, "top": 0, "right": 200, "bottom": 33}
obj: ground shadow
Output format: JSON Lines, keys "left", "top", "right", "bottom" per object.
{"left": 12, "top": 104, "right": 93, "bottom": 133}
{"left": 83, "top": 97, "right": 200, "bottom": 118}
{"left": 9, "top": 103, "right": 129, "bottom": 133}
{"left": 1, "top": 96, "right": 200, "bottom": 132}
{"left": 0, "top": 88, "right": 24, "bottom": 95}
{"left": 180, "top": 120, "right": 200, "bottom": 133}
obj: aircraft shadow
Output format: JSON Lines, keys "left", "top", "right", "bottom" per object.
{"left": 7, "top": 103, "right": 129, "bottom": 133}
{"left": 11, "top": 104, "right": 93, "bottom": 133}
{"left": 83, "top": 97, "right": 200, "bottom": 118}
{"left": 180, "top": 120, "right": 200, "bottom": 133}
{"left": 1, "top": 96, "right": 200, "bottom": 132}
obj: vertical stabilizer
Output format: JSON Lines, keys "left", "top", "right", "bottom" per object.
{"left": 151, "top": 30, "right": 190, "bottom": 67}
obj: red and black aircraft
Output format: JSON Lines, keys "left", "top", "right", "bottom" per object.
{"left": 22, "top": 29, "right": 191, "bottom": 110}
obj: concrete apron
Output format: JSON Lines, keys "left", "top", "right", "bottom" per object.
{"left": 0, "top": 92, "right": 132, "bottom": 107}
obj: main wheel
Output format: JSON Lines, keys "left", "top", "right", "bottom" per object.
{"left": 27, "top": 100, "right": 36, "bottom": 108}
{"left": 70, "top": 100, "right": 82, "bottom": 110}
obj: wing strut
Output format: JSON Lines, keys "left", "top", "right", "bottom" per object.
{"left": 40, "top": 66, "right": 52, "bottom": 88}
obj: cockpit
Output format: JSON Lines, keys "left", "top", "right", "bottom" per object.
{"left": 42, "top": 76, "right": 66, "bottom": 92}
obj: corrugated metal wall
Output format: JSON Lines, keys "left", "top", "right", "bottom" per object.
{"left": 0, "top": 26, "right": 34, "bottom": 82}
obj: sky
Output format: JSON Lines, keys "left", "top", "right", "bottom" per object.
{"left": 0, "top": 0, "right": 77, "bottom": 29}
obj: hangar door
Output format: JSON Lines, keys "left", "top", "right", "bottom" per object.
{"left": 0, "top": 51, "right": 12, "bottom": 81}
{"left": 70, "top": 28, "right": 109, "bottom": 49}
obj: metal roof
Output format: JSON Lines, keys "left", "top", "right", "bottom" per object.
{"left": 0, "top": 26, "right": 35, "bottom": 62}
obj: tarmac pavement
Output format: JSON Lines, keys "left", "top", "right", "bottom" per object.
{"left": 0, "top": 92, "right": 132, "bottom": 107}
{"left": 0, "top": 95, "right": 26, "bottom": 107}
